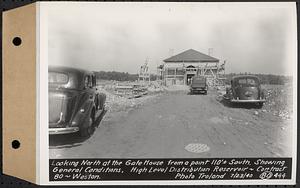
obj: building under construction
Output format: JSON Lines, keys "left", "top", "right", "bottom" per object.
{"left": 158, "top": 49, "right": 225, "bottom": 86}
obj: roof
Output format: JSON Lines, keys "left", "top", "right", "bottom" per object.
{"left": 49, "top": 66, "right": 93, "bottom": 90}
{"left": 49, "top": 66, "right": 93, "bottom": 75}
{"left": 164, "top": 49, "right": 219, "bottom": 63}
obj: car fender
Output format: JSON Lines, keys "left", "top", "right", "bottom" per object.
{"left": 71, "top": 99, "right": 95, "bottom": 128}
{"left": 224, "top": 87, "right": 233, "bottom": 100}
{"left": 260, "top": 88, "right": 266, "bottom": 99}
{"left": 98, "top": 93, "right": 106, "bottom": 109}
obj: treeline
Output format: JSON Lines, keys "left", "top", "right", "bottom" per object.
{"left": 94, "top": 71, "right": 158, "bottom": 81}
{"left": 95, "top": 71, "right": 138, "bottom": 81}
{"left": 223, "top": 73, "right": 292, "bottom": 85}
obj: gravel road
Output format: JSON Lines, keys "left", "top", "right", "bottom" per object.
{"left": 49, "top": 89, "right": 292, "bottom": 159}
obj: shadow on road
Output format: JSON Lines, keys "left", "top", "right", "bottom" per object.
{"left": 49, "top": 109, "right": 107, "bottom": 149}
{"left": 188, "top": 91, "right": 207, "bottom": 95}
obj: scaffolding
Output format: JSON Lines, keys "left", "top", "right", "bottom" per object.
{"left": 138, "top": 60, "right": 150, "bottom": 84}
{"left": 158, "top": 61, "right": 226, "bottom": 87}
{"left": 203, "top": 61, "right": 226, "bottom": 86}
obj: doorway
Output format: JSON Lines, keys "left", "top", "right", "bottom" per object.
{"left": 186, "top": 74, "right": 195, "bottom": 85}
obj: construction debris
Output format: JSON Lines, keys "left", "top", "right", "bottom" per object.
{"left": 261, "top": 84, "right": 293, "bottom": 120}
{"left": 97, "top": 80, "right": 165, "bottom": 113}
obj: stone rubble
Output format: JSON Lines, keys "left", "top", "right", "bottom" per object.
{"left": 97, "top": 81, "right": 165, "bottom": 113}
{"left": 261, "top": 85, "right": 293, "bottom": 120}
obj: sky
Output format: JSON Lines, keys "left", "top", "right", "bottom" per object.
{"left": 45, "top": 2, "right": 296, "bottom": 76}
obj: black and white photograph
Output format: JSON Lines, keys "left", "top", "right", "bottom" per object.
{"left": 40, "top": 2, "right": 297, "bottom": 185}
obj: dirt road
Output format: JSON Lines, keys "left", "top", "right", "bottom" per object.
{"left": 49, "top": 89, "right": 292, "bottom": 158}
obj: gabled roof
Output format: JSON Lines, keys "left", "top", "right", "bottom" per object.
{"left": 164, "top": 49, "right": 219, "bottom": 63}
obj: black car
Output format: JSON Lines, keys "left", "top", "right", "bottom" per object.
{"left": 48, "top": 66, "right": 106, "bottom": 137}
{"left": 190, "top": 76, "right": 208, "bottom": 94}
{"left": 223, "top": 75, "right": 266, "bottom": 107}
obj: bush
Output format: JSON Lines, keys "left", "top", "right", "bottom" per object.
{"left": 95, "top": 71, "right": 158, "bottom": 81}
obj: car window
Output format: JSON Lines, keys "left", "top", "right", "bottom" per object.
{"left": 84, "top": 76, "right": 90, "bottom": 88}
{"left": 194, "top": 77, "right": 205, "bottom": 81}
{"left": 247, "top": 78, "right": 257, "bottom": 86}
{"left": 92, "top": 75, "right": 96, "bottom": 87}
{"left": 48, "top": 72, "right": 68, "bottom": 84}
{"left": 85, "top": 75, "right": 94, "bottom": 88}
{"left": 89, "top": 76, "right": 93, "bottom": 87}
{"left": 236, "top": 78, "right": 258, "bottom": 86}
{"left": 237, "top": 79, "right": 247, "bottom": 85}
{"left": 193, "top": 77, "right": 206, "bottom": 83}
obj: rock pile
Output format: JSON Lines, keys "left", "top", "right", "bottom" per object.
{"left": 99, "top": 88, "right": 157, "bottom": 113}
{"left": 147, "top": 82, "right": 165, "bottom": 93}
{"left": 261, "top": 85, "right": 293, "bottom": 120}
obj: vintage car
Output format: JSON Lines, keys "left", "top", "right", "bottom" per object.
{"left": 190, "top": 76, "right": 208, "bottom": 94}
{"left": 48, "top": 66, "right": 106, "bottom": 137}
{"left": 223, "top": 75, "right": 266, "bottom": 107}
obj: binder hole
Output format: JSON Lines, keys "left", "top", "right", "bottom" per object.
{"left": 12, "top": 37, "right": 22, "bottom": 46}
{"left": 11, "top": 140, "right": 20, "bottom": 149}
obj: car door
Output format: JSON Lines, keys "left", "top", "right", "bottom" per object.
{"left": 91, "top": 75, "right": 100, "bottom": 110}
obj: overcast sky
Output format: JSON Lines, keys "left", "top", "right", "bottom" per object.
{"left": 45, "top": 2, "right": 296, "bottom": 76}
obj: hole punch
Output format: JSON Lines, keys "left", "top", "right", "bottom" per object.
{"left": 11, "top": 140, "right": 20, "bottom": 149}
{"left": 12, "top": 37, "right": 22, "bottom": 46}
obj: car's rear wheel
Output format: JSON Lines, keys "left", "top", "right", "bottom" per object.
{"left": 80, "top": 113, "right": 95, "bottom": 137}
